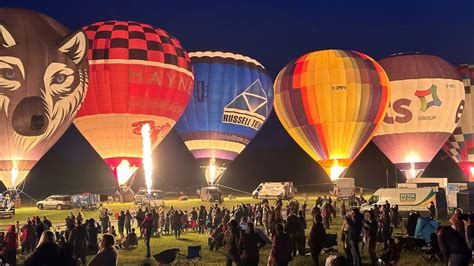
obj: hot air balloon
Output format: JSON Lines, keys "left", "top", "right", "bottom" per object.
{"left": 74, "top": 21, "right": 193, "bottom": 188}
{"left": 443, "top": 64, "right": 474, "bottom": 181}
{"left": 373, "top": 53, "right": 465, "bottom": 180}
{"left": 175, "top": 51, "right": 274, "bottom": 185}
{"left": 274, "top": 49, "right": 389, "bottom": 181}
{"left": 0, "top": 8, "right": 89, "bottom": 190}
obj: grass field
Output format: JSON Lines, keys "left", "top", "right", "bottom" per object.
{"left": 0, "top": 196, "right": 447, "bottom": 265}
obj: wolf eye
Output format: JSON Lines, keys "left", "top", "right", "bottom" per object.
{"left": 1, "top": 69, "right": 15, "bottom": 79}
{"left": 53, "top": 74, "right": 66, "bottom": 84}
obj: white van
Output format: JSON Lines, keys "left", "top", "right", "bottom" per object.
{"left": 199, "top": 186, "right": 223, "bottom": 202}
{"left": 252, "top": 182, "right": 296, "bottom": 200}
{"left": 360, "top": 187, "right": 443, "bottom": 214}
{"left": 334, "top": 178, "right": 355, "bottom": 199}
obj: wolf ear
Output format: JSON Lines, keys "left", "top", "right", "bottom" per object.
{"left": 0, "top": 22, "right": 16, "bottom": 48}
{"left": 58, "top": 30, "right": 88, "bottom": 64}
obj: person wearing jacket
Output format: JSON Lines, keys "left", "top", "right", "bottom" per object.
{"left": 238, "top": 222, "right": 266, "bottom": 266}
{"left": 171, "top": 210, "right": 182, "bottom": 239}
{"left": 450, "top": 210, "right": 465, "bottom": 238}
{"left": 380, "top": 208, "right": 391, "bottom": 250}
{"left": 4, "top": 224, "right": 17, "bottom": 266}
{"left": 308, "top": 215, "right": 326, "bottom": 266}
{"left": 21, "top": 219, "right": 35, "bottom": 254}
{"left": 437, "top": 225, "right": 471, "bottom": 266}
{"left": 117, "top": 211, "right": 125, "bottom": 239}
{"left": 141, "top": 213, "right": 153, "bottom": 258}
{"left": 223, "top": 219, "right": 241, "bottom": 266}
{"left": 464, "top": 213, "right": 474, "bottom": 251}
{"left": 296, "top": 210, "right": 306, "bottom": 256}
{"left": 269, "top": 223, "right": 292, "bottom": 266}
{"left": 25, "top": 231, "right": 60, "bottom": 266}
{"left": 68, "top": 219, "right": 88, "bottom": 264}
{"left": 124, "top": 210, "right": 132, "bottom": 235}
{"left": 86, "top": 219, "right": 101, "bottom": 255}
{"left": 346, "top": 208, "right": 363, "bottom": 266}
{"left": 363, "top": 210, "right": 378, "bottom": 265}
{"left": 284, "top": 212, "right": 300, "bottom": 257}
{"left": 89, "top": 234, "right": 118, "bottom": 266}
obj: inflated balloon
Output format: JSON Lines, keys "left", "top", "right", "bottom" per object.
{"left": 373, "top": 53, "right": 464, "bottom": 179}
{"left": 175, "top": 51, "right": 274, "bottom": 185}
{"left": 0, "top": 8, "right": 89, "bottom": 189}
{"left": 274, "top": 49, "right": 389, "bottom": 180}
{"left": 74, "top": 21, "right": 193, "bottom": 186}
{"left": 443, "top": 64, "right": 474, "bottom": 181}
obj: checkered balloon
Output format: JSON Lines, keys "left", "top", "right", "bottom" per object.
{"left": 74, "top": 20, "right": 194, "bottom": 186}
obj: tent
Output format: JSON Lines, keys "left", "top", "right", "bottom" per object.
{"left": 414, "top": 217, "right": 440, "bottom": 244}
{"left": 457, "top": 188, "right": 474, "bottom": 213}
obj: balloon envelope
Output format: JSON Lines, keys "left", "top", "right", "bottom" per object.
{"left": 274, "top": 49, "right": 389, "bottom": 180}
{"left": 443, "top": 64, "right": 474, "bottom": 181}
{"left": 373, "top": 53, "right": 464, "bottom": 179}
{"left": 74, "top": 21, "right": 193, "bottom": 186}
{"left": 175, "top": 51, "right": 274, "bottom": 185}
{"left": 0, "top": 8, "right": 89, "bottom": 189}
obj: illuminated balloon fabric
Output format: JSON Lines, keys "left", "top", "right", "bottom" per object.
{"left": 443, "top": 64, "right": 474, "bottom": 181}
{"left": 0, "top": 8, "right": 89, "bottom": 189}
{"left": 273, "top": 50, "right": 389, "bottom": 179}
{"left": 373, "top": 54, "right": 464, "bottom": 179}
{"left": 175, "top": 51, "right": 274, "bottom": 184}
{"left": 74, "top": 21, "right": 193, "bottom": 186}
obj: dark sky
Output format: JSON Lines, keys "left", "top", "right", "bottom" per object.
{"left": 3, "top": 0, "right": 474, "bottom": 198}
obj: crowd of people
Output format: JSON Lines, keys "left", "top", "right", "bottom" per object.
{"left": 0, "top": 194, "right": 472, "bottom": 265}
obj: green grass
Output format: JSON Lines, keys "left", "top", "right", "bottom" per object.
{"left": 1, "top": 196, "right": 447, "bottom": 265}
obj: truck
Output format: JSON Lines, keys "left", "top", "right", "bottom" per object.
{"left": 199, "top": 186, "right": 223, "bottom": 202}
{"left": 446, "top": 183, "right": 468, "bottom": 209}
{"left": 134, "top": 189, "right": 164, "bottom": 208}
{"left": 361, "top": 187, "right": 447, "bottom": 216}
{"left": 405, "top": 177, "right": 470, "bottom": 211}
{"left": 252, "top": 182, "right": 296, "bottom": 200}
{"left": 333, "top": 178, "right": 355, "bottom": 199}
{"left": 71, "top": 193, "right": 102, "bottom": 209}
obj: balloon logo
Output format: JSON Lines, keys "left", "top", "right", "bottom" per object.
{"left": 175, "top": 51, "right": 274, "bottom": 185}
{"left": 74, "top": 21, "right": 193, "bottom": 187}
{"left": 0, "top": 8, "right": 89, "bottom": 189}
{"left": 443, "top": 64, "right": 474, "bottom": 181}
{"left": 373, "top": 53, "right": 465, "bottom": 179}
{"left": 274, "top": 49, "right": 389, "bottom": 180}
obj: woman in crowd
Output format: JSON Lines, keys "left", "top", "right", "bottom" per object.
{"left": 25, "top": 231, "right": 60, "bottom": 265}
{"left": 308, "top": 215, "right": 326, "bottom": 266}
{"left": 4, "top": 224, "right": 17, "bottom": 266}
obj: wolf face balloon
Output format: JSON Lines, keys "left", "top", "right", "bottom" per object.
{"left": 0, "top": 8, "right": 89, "bottom": 188}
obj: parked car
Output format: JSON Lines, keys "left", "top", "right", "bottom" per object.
{"left": 134, "top": 189, "right": 164, "bottom": 208}
{"left": 36, "top": 195, "right": 72, "bottom": 210}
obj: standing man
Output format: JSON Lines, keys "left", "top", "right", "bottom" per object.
{"left": 364, "top": 210, "right": 378, "bottom": 265}
{"left": 285, "top": 212, "right": 300, "bottom": 257}
{"left": 68, "top": 219, "right": 88, "bottom": 264}
{"left": 346, "top": 208, "right": 363, "bottom": 266}
{"left": 437, "top": 225, "right": 471, "bottom": 266}
{"left": 308, "top": 215, "right": 326, "bottom": 266}
{"left": 141, "top": 213, "right": 153, "bottom": 258}
{"left": 428, "top": 201, "right": 436, "bottom": 219}
{"left": 117, "top": 211, "right": 125, "bottom": 239}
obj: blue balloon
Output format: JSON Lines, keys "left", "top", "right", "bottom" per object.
{"left": 175, "top": 51, "right": 273, "bottom": 184}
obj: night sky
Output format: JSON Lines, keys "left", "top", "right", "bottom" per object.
{"left": 3, "top": 0, "right": 474, "bottom": 198}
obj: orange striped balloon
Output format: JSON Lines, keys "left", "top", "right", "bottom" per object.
{"left": 274, "top": 50, "right": 390, "bottom": 180}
